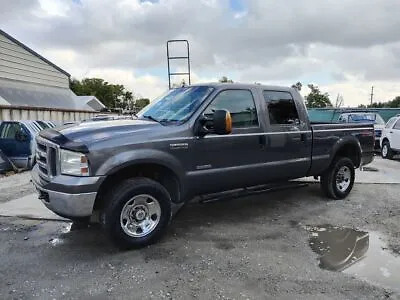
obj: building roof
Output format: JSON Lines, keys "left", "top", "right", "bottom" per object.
{"left": 0, "top": 29, "right": 70, "bottom": 77}
{"left": 0, "top": 78, "right": 94, "bottom": 110}
{"left": 74, "top": 96, "right": 106, "bottom": 111}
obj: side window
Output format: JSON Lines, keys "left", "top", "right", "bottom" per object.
{"left": 204, "top": 89, "right": 258, "bottom": 128}
{"left": 263, "top": 91, "right": 300, "bottom": 125}
{"left": 0, "top": 123, "right": 21, "bottom": 139}
{"left": 394, "top": 119, "right": 400, "bottom": 130}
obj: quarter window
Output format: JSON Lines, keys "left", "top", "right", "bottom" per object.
{"left": 263, "top": 91, "right": 300, "bottom": 125}
{"left": 204, "top": 90, "right": 258, "bottom": 128}
{"left": 394, "top": 119, "right": 400, "bottom": 130}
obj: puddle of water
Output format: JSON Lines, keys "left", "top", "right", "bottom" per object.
{"left": 307, "top": 225, "right": 400, "bottom": 293}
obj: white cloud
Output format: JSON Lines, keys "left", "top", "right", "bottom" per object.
{"left": 1, "top": 0, "right": 400, "bottom": 106}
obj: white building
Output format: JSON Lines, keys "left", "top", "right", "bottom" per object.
{"left": 0, "top": 29, "right": 104, "bottom": 114}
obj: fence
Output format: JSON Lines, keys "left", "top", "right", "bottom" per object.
{"left": 308, "top": 108, "right": 400, "bottom": 123}
{"left": 0, "top": 105, "right": 97, "bottom": 124}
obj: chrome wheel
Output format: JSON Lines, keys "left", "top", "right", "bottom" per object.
{"left": 382, "top": 144, "right": 388, "bottom": 157}
{"left": 120, "top": 194, "right": 161, "bottom": 238}
{"left": 336, "top": 166, "right": 351, "bottom": 192}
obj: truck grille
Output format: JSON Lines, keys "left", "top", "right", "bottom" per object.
{"left": 36, "top": 137, "right": 59, "bottom": 181}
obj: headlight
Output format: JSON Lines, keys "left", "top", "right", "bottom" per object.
{"left": 60, "top": 149, "right": 89, "bottom": 176}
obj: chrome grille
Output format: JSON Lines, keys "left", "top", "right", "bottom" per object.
{"left": 36, "top": 137, "right": 59, "bottom": 180}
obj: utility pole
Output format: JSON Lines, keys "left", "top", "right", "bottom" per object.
{"left": 370, "top": 86, "right": 374, "bottom": 106}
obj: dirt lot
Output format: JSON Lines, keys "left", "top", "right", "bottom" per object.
{"left": 0, "top": 177, "right": 399, "bottom": 299}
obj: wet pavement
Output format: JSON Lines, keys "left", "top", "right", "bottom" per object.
{"left": 0, "top": 169, "right": 399, "bottom": 299}
{"left": 307, "top": 225, "right": 400, "bottom": 293}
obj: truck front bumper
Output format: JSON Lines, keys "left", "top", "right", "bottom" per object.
{"left": 31, "top": 164, "right": 104, "bottom": 219}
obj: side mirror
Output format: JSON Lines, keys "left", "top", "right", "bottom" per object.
{"left": 15, "top": 130, "right": 28, "bottom": 142}
{"left": 196, "top": 109, "right": 232, "bottom": 136}
{"left": 213, "top": 109, "right": 232, "bottom": 135}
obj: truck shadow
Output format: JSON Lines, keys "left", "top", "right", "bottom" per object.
{"left": 37, "top": 183, "right": 327, "bottom": 257}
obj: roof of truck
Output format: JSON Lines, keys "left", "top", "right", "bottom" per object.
{"left": 190, "top": 82, "right": 295, "bottom": 91}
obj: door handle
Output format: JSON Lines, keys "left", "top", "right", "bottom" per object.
{"left": 390, "top": 131, "right": 393, "bottom": 134}
{"left": 300, "top": 133, "right": 307, "bottom": 142}
{"left": 259, "top": 135, "right": 266, "bottom": 148}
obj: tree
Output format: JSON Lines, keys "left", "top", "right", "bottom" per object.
{"left": 123, "top": 91, "right": 134, "bottom": 110}
{"left": 291, "top": 82, "right": 302, "bottom": 91}
{"left": 69, "top": 77, "right": 136, "bottom": 109}
{"left": 135, "top": 98, "right": 150, "bottom": 111}
{"left": 219, "top": 76, "right": 233, "bottom": 83}
{"left": 367, "top": 96, "right": 400, "bottom": 108}
{"left": 305, "top": 84, "right": 332, "bottom": 108}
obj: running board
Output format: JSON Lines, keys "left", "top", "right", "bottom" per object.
{"left": 199, "top": 181, "right": 309, "bottom": 204}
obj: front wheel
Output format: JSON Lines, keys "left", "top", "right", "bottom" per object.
{"left": 320, "top": 157, "right": 355, "bottom": 200}
{"left": 101, "top": 178, "right": 172, "bottom": 249}
{"left": 381, "top": 140, "right": 393, "bottom": 159}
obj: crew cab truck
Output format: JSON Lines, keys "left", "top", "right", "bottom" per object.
{"left": 31, "top": 83, "right": 374, "bottom": 249}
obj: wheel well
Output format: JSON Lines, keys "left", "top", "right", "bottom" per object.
{"left": 334, "top": 144, "right": 361, "bottom": 167}
{"left": 382, "top": 137, "right": 389, "bottom": 144}
{"left": 94, "top": 163, "right": 181, "bottom": 211}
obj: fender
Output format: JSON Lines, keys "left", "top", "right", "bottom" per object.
{"left": 329, "top": 135, "right": 362, "bottom": 167}
{"left": 95, "top": 148, "right": 185, "bottom": 182}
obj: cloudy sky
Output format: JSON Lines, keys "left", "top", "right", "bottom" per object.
{"left": 2, "top": 0, "right": 400, "bottom": 106}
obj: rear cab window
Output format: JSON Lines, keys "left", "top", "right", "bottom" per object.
{"left": 263, "top": 91, "right": 301, "bottom": 128}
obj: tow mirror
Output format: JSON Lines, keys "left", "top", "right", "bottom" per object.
{"left": 213, "top": 109, "right": 232, "bottom": 135}
{"left": 196, "top": 109, "right": 232, "bottom": 136}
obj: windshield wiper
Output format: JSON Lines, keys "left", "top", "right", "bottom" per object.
{"left": 142, "top": 115, "right": 162, "bottom": 124}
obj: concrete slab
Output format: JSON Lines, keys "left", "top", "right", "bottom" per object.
{"left": 0, "top": 193, "right": 67, "bottom": 221}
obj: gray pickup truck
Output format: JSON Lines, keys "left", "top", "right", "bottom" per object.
{"left": 31, "top": 83, "right": 374, "bottom": 249}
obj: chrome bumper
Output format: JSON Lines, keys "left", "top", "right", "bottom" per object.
{"left": 31, "top": 164, "right": 101, "bottom": 218}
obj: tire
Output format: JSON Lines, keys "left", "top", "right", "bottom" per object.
{"left": 320, "top": 157, "right": 355, "bottom": 200}
{"left": 101, "top": 177, "right": 172, "bottom": 249}
{"left": 381, "top": 140, "right": 393, "bottom": 159}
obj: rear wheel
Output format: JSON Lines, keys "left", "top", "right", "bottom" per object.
{"left": 381, "top": 140, "right": 393, "bottom": 159}
{"left": 101, "top": 178, "right": 172, "bottom": 249}
{"left": 320, "top": 157, "right": 355, "bottom": 200}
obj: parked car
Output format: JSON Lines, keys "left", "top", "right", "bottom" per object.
{"left": 380, "top": 115, "right": 400, "bottom": 159}
{"left": 0, "top": 120, "right": 55, "bottom": 169}
{"left": 31, "top": 83, "right": 374, "bottom": 249}
{"left": 338, "top": 112, "right": 385, "bottom": 149}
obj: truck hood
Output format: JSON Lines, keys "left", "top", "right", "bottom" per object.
{"left": 39, "top": 119, "right": 161, "bottom": 152}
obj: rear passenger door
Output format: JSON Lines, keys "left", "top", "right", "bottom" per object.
{"left": 262, "top": 90, "right": 312, "bottom": 179}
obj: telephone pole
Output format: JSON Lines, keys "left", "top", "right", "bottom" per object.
{"left": 370, "top": 86, "right": 374, "bottom": 106}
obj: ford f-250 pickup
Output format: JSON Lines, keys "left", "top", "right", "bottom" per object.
{"left": 31, "top": 83, "right": 374, "bottom": 249}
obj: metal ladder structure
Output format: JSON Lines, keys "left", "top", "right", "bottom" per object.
{"left": 166, "top": 40, "right": 191, "bottom": 89}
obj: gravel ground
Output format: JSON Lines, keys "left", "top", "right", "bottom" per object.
{"left": 0, "top": 172, "right": 33, "bottom": 203}
{"left": 0, "top": 182, "right": 399, "bottom": 300}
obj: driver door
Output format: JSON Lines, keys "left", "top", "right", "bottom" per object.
{"left": 188, "top": 89, "right": 265, "bottom": 195}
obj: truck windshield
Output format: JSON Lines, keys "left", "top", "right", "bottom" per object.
{"left": 137, "top": 86, "right": 214, "bottom": 124}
